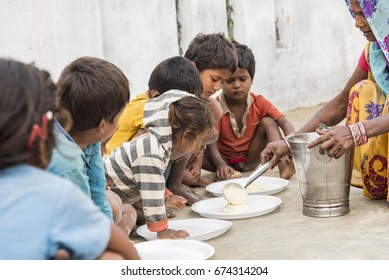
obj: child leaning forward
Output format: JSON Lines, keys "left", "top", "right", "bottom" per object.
{"left": 104, "top": 90, "right": 214, "bottom": 239}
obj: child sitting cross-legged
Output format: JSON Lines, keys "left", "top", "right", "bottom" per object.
{"left": 203, "top": 40, "right": 295, "bottom": 179}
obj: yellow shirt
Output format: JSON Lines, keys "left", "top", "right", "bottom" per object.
{"left": 106, "top": 92, "right": 150, "bottom": 155}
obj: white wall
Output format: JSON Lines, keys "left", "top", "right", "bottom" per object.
{"left": 0, "top": 0, "right": 366, "bottom": 112}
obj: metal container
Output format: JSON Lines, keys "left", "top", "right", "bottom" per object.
{"left": 287, "top": 132, "right": 353, "bottom": 217}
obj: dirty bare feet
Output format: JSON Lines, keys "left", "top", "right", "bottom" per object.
{"left": 230, "top": 170, "right": 243, "bottom": 179}
{"left": 165, "top": 194, "right": 187, "bottom": 210}
{"left": 168, "top": 184, "right": 203, "bottom": 206}
{"left": 195, "top": 176, "right": 213, "bottom": 187}
{"left": 278, "top": 161, "right": 295, "bottom": 179}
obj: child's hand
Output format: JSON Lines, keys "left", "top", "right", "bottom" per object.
{"left": 157, "top": 228, "right": 189, "bottom": 239}
{"left": 165, "top": 195, "right": 187, "bottom": 210}
{"left": 214, "top": 165, "right": 236, "bottom": 181}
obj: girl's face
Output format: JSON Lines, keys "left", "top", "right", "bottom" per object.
{"left": 222, "top": 67, "right": 252, "bottom": 102}
{"left": 171, "top": 132, "right": 197, "bottom": 160}
{"left": 200, "top": 68, "right": 231, "bottom": 99}
{"left": 350, "top": 0, "right": 377, "bottom": 42}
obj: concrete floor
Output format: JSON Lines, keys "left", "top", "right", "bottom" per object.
{"left": 133, "top": 104, "right": 389, "bottom": 260}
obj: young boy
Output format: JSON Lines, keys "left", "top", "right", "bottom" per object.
{"left": 204, "top": 41, "right": 295, "bottom": 179}
{"left": 47, "top": 57, "right": 137, "bottom": 235}
{"left": 106, "top": 56, "right": 204, "bottom": 206}
{"left": 104, "top": 91, "right": 214, "bottom": 239}
{"left": 182, "top": 32, "right": 241, "bottom": 184}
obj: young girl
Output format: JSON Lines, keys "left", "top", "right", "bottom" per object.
{"left": 204, "top": 41, "right": 295, "bottom": 179}
{"left": 0, "top": 59, "right": 139, "bottom": 260}
{"left": 104, "top": 90, "right": 214, "bottom": 239}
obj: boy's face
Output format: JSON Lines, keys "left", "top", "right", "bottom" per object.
{"left": 200, "top": 68, "right": 231, "bottom": 99}
{"left": 221, "top": 68, "right": 252, "bottom": 102}
{"left": 100, "top": 108, "right": 124, "bottom": 143}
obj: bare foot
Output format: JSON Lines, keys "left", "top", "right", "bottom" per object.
{"left": 193, "top": 176, "right": 213, "bottom": 188}
{"left": 230, "top": 170, "right": 243, "bottom": 179}
{"left": 278, "top": 162, "right": 295, "bottom": 179}
{"left": 165, "top": 194, "right": 187, "bottom": 209}
{"left": 168, "top": 184, "right": 203, "bottom": 206}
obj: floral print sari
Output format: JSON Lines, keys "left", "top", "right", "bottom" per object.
{"left": 345, "top": 0, "right": 389, "bottom": 200}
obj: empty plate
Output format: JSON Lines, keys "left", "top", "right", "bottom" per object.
{"left": 206, "top": 176, "right": 288, "bottom": 197}
{"left": 136, "top": 218, "right": 232, "bottom": 241}
{"left": 134, "top": 239, "right": 215, "bottom": 260}
{"left": 191, "top": 195, "right": 282, "bottom": 220}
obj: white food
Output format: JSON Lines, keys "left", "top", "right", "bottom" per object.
{"left": 223, "top": 183, "right": 248, "bottom": 205}
{"left": 222, "top": 182, "right": 249, "bottom": 213}
{"left": 222, "top": 204, "right": 250, "bottom": 213}
{"left": 246, "top": 182, "right": 272, "bottom": 193}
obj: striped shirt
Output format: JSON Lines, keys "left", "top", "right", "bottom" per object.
{"left": 104, "top": 90, "right": 192, "bottom": 232}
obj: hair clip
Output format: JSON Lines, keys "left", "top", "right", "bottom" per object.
{"left": 26, "top": 111, "right": 53, "bottom": 150}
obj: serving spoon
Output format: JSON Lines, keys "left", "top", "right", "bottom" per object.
{"left": 223, "top": 162, "right": 270, "bottom": 204}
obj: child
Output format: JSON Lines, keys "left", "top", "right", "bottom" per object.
{"left": 104, "top": 91, "right": 214, "bottom": 239}
{"left": 0, "top": 59, "right": 139, "bottom": 259}
{"left": 182, "top": 32, "right": 241, "bottom": 184}
{"left": 47, "top": 56, "right": 137, "bottom": 235}
{"left": 106, "top": 56, "right": 203, "bottom": 205}
{"left": 204, "top": 41, "right": 295, "bottom": 179}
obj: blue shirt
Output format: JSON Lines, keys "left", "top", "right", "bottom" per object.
{"left": 0, "top": 164, "right": 111, "bottom": 260}
{"left": 48, "top": 122, "right": 113, "bottom": 220}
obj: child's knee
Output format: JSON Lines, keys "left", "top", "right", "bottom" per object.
{"left": 122, "top": 204, "right": 137, "bottom": 223}
{"left": 278, "top": 162, "right": 295, "bottom": 179}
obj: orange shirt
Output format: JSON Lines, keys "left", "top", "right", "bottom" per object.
{"left": 216, "top": 92, "right": 284, "bottom": 160}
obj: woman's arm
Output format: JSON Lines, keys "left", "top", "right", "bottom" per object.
{"left": 298, "top": 65, "right": 367, "bottom": 133}
{"left": 261, "top": 65, "right": 367, "bottom": 167}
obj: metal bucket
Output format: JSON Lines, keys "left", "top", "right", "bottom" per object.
{"left": 287, "top": 132, "right": 353, "bottom": 217}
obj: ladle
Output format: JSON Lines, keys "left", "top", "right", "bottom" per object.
{"left": 223, "top": 162, "right": 270, "bottom": 204}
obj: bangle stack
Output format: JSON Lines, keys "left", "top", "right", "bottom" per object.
{"left": 348, "top": 122, "right": 368, "bottom": 147}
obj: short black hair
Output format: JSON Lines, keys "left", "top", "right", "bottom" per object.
{"left": 56, "top": 56, "right": 130, "bottom": 132}
{"left": 232, "top": 40, "right": 256, "bottom": 80}
{"left": 148, "top": 56, "right": 202, "bottom": 97}
{"left": 184, "top": 33, "right": 237, "bottom": 73}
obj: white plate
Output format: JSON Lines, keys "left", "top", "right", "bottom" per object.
{"left": 206, "top": 176, "right": 288, "bottom": 197}
{"left": 136, "top": 218, "right": 232, "bottom": 241}
{"left": 191, "top": 195, "right": 282, "bottom": 220}
{"left": 134, "top": 239, "right": 215, "bottom": 260}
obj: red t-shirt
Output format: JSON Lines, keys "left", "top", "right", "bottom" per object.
{"left": 216, "top": 92, "right": 284, "bottom": 160}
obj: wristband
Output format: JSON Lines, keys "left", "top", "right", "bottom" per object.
{"left": 282, "top": 133, "right": 294, "bottom": 149}
{"left": 157, "top": 228, "right": 169, "bottom": 238}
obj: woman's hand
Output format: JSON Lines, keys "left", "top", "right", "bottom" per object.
{"left": 307, "top": 126, "right": 354, "bottom": 159}
{"left": 157, "top": 228, "right": 189, "bottom": 239}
